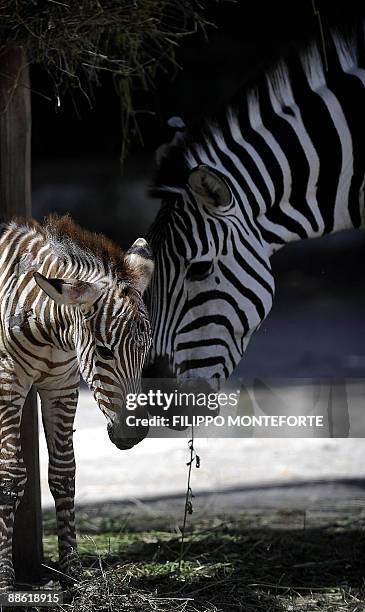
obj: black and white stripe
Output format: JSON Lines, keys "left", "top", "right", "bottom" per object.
{"left": 0, "top": 217, "right": 153, "bottom": 589}
{"left": 146, "top": 24, "right": 365, "bottom": 380}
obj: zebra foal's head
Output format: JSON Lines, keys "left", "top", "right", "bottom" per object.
{"left": 146, "top": 164, "right": 275, "bottom": 381}
{"left": 35, "top": 238, "right": 154, "bottom": 450}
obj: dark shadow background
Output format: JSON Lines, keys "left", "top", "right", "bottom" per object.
{"left": 31, "top": 0, "right": 365, "bottom": 377}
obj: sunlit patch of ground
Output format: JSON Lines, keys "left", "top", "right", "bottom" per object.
{"left": 41, "top": 509, "right": 365, "bottom": 612}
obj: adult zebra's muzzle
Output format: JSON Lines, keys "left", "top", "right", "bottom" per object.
{"left": 143, "top": 356, "right": 220, "bottom": 431}
{"left": 143, "top": 355, "right": 173, "bottom": 378}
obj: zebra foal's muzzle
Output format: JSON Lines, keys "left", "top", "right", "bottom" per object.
{"left": 107, "top": 408, "right": 150, "bottom": 450}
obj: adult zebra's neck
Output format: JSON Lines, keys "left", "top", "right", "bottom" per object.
{"left": 250, "top": 37, "right": 365, "bottom": 254}
{"left": 156, "top": 24, "right": 365, "bottom": 256}
{"left": 205, "top": 35, "right": 363, "bottom": 255}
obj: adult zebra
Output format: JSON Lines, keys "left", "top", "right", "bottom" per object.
{"left": 0, "top": 215, "right": 153, "bottom": 590}
{"left": 145, "top": 23, "right": 365, "bottom": 382}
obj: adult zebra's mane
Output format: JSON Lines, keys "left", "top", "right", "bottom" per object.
{"left": 151, "top": 20, "right": 364, "bottom": 198}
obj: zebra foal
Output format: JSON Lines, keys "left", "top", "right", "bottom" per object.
{"left": 0, "top": 215, "right": 154, "bottom": 589}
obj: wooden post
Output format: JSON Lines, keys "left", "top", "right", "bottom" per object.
{"left": 0, "top": 46, "right": 43, "bottom": 584}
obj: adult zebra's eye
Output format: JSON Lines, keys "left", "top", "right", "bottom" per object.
{"left": 186, "top": 260, "right": 213, "bottom": 282}
{"left": 96, "top": 345, "right": 114, "bottom": 360}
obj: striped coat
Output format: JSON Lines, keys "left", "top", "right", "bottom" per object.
{"left": 146, "top": 23, "right": 365, "bottom": 380}
{"left": 0, "top": 215, "right": 154, "bottom": 589}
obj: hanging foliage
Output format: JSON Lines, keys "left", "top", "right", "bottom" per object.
{"left": 0, "top": 1, "right": 209, "bottom": 158}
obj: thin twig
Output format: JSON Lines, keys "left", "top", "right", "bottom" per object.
{"left": 178, "top": 432, "right": 194, "bottom": 572}
{"left": 178, "top": 422, "right": 200, "bottom": 572}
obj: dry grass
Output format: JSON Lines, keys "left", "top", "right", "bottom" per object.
{"left": 0, "top": 0, "right": 210, "bottom": 159}
{"left": 40, "top": 509, "right": 365, "bottom": 611}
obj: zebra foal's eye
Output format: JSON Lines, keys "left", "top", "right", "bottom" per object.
{"left": 186, "top": 260, "right": 213, "bottom": 282}
{"left": 96, "top": 344, "right": 114, "bottom": 360}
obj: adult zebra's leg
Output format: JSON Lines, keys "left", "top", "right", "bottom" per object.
{"left": 38, "top": 385, "right": 82, "bottom": 588}
{"left": 0, "top": 375, "right": 30, "bottom": 591}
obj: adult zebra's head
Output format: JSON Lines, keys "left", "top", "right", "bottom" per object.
{"left": 35, "top": 238, "right": 154, "bottom": 449}
{"left": 145, "top": 165, "right": 275, "bottom": 381}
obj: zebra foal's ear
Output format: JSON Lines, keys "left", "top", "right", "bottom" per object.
{"left": 125, "top": 238, "right": 154, "bottom": 294}
{"left": 188, "top": 165, "right": 232, "bottom": 209}
{"left": 34, "top": 272, "right": 103, "bottom": 306}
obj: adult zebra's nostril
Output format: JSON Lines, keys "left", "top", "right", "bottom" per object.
{"left": 186, "top": 260, "right": 213, "bottom": 282}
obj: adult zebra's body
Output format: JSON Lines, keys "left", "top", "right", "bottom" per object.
{"left": 146, "top": 24, "right": 365, "bottom": 381}
{"left": 0, "top": 215, "right": 154, "bottom": 589}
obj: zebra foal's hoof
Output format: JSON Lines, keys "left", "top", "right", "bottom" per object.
{"left": 58, "top": 551, "right": 83, "bottom": 590}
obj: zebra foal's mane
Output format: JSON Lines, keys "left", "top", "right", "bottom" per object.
{"left": 9, "top": 214, "right": 136, "bottom": 286}
{"left": 151, "top": 19, "right": 364, "bottom": 198}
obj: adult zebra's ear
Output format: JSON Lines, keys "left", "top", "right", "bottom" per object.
{"left": 34, "top": 272, "right": 103, "bottom": 306}
{"left": 125, "top": 238, "right": 154, "bottom": 294}
{"left": 188, "top": 165, "right": 233, "bottom": 209}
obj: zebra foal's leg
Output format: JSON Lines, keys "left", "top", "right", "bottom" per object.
{"left": 38, "top": 385, "right": 82, "bottom": 587}
{"left": 0, "top": 371, "right": 30, "bottom": 590}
